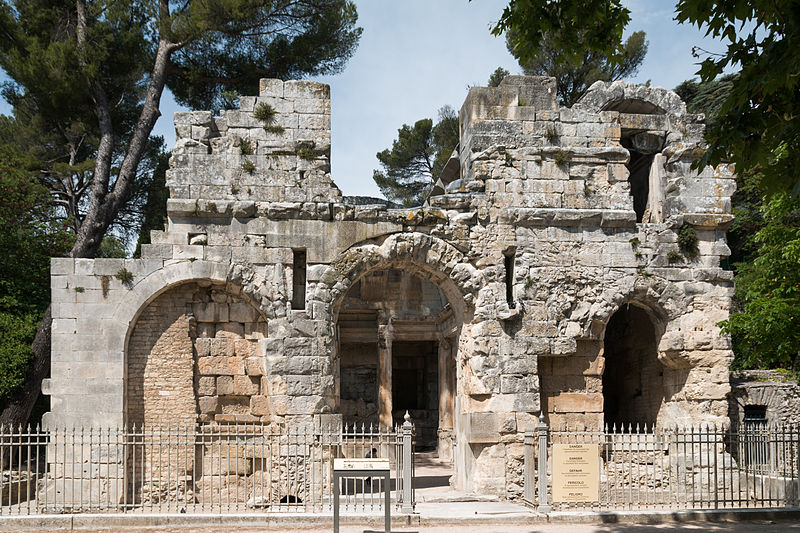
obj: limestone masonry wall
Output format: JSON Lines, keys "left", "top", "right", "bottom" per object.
{"left": 46, "top": 75, "right": 737, "bottom": 500}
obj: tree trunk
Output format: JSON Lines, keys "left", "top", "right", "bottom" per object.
{"left": 0, "top": 36, "right": 178, "bottom": 426}
{"left": 0, "top": 307, "right": 51, "bottom": 427}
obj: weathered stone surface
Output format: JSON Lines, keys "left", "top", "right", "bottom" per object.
{"left": 48, "top": 75, "right": 737, "bottom": 504}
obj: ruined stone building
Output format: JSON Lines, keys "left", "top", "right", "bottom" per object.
{"left": 44, "top": 76, "right": 736, "bottom": 496}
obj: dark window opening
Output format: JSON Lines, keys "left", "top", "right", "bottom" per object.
{"left": 625, "top": 148, "right": 653, "bottom": 223}
{"left": 743, "top": 405, "right": 767, "bottom": 424}
{"left": 603, "top": 304, "right": 663, "bottom": 428}
{"left": 291, "top": 249, "right": 307, "bottom": 310}
{"left": 504, "top": 250, "right": 515, "bottom": 308}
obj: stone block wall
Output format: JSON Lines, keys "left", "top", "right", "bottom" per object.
{"left": 45, "top": 75, "right": 738, "bottom": 502}
{"left": 730, "top": 371, "right": 800, "bottom": 426}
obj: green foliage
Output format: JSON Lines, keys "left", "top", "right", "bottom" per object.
{"left": 239, "top": 138, "right": 254, "bottom": 156}
{"left": 545, "top": 124, "right": 559, "bottom": 143}
{"left": 164, "top": 1, "right": 363, "bottom": 110}
{"left": 721, "top": 193, "right": 800, "bottom": 370}
{"left": 554, "top": 149, "right": 569, "bottom": 166}
{"left": 115, "top": 268, "right": 134, "bottom": 288}
{"left": 491, "top": 0, "right": 632, "bottom": 70}
{"left": 74, "top": 286, "right": 85, "bottom": 293}
{"left": 373, "top": 106, "right": 459, "bottom": 207}
{"left": 673, "top": 74, "right": 736, "bottom": 124}
{"left": 675, "top": 0, "right": 800, "bottom": 195}
{"left": 507, "top": 29, "right": 648, "bottom": 106}
{"left": 242, "top": 160, "right": 256, "bottom": 174}
{"left": 628, "top": 237, "right": 640, "bottom": 250}
{"left": 297, "top": 146, "right": 322, "bottom": 160}
{"left": 133, "top": 152, "right": 169, "bottom": 258}
{"left": 0, "top": 312, "right": 38, "bottom": 402}
{"left": 0, "top": 148, "right": 71, "bottom": 314}
{"left": 677, "top": 225, "right": 699, "bottom": 260}
{"left": 264, "top": 124, "right": 286, "bottom": 135}
{"left": 219, "top": 90, "right": 240, "bottom": 110}
{"left": 0, "top": 149, "right": 70, "bottom": 403}
{"left": 667, "top": 250, "right": 684, "bottom": 264}
{"left": 253, "top": 102, "right": 277, "bottom": 124}
{"left": 488, "top": 67, "right": 510, "bottom": 87}
{"left": 97, "top": 236, "right": 128, "bottom": 259}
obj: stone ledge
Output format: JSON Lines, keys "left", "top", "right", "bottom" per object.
{"left": 498, "top": 208, "right": 636, "bottom": 227}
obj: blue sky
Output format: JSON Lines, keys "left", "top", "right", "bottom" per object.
{"left": 0, "top": 0, "right": 728, "bottom": 199}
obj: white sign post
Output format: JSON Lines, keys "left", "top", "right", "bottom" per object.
{"left": 333, "top": 458, "right": 391, "bottom": 533}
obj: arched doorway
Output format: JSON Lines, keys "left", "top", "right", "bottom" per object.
{"left": 602, "top": 303, "right": 664, "bottom": 428}
{"left": 126, "top": 280, "right": 268, "bottom": 428}
{"left": 336, "top": 267, "right": 458, "bottom": 458}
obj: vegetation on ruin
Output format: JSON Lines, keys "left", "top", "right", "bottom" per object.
{"left": 0, "top": 0, "right": 362, "bottom": 425}
{"left": 677, "top": 225, "right": 699, "bottom": 260}
{"left": 242, "top": 160, "right": 256, "bottom": 174}
{"left": 373, "top": 106, "right": 459, "bottom": 207}
{"left": 239, "top": 138, "right": 254, "bottom": 156}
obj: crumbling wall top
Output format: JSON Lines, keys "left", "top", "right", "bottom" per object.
{"left": 574, "top": 80, "right": 686, "bottom": 116}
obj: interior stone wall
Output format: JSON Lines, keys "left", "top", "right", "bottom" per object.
{"left": 127, "top": 281, "right": 268, "bottom": 427}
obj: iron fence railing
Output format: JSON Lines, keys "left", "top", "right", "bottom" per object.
{"left": 523, "top": 420, "right": 800, "bottom": 511}
{"left": 0, "top": 419, "right": 415, "bottom": 515}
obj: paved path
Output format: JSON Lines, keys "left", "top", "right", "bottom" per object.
{"left": 19, "top": 519, "right": 800, "bottom": 533}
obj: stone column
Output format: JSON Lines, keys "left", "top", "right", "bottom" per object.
{"left": 377, "top": 317, "right": 394, "bottom": 428}
{"left": 437, "top": 336, "right": 456, "bottom": 461}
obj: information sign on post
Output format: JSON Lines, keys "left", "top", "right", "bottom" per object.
{"left": 333, "top": 458, "right": 391, "bottom": 533}
{"left": 552, "top": 443, "right": 600, "bottom": 503}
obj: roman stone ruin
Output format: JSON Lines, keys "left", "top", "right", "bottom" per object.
{"left": 44, "top": 75, "right": 736, "bottom": 499}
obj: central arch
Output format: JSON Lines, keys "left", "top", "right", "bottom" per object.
{"left": 323, "top": 232, "right": 482, "bottom": 462}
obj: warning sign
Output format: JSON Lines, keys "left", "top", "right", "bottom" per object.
{"left": 552, "top": 443, "right": 600, "bottom": 503}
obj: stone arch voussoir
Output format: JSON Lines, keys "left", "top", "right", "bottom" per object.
{"left": 575, "top": 80, "right": 686, "bottom": 116}
{"left": 113, "top": 260, "right": 266, "bottom": 357}
{"left": 324, "top": 232, "right": 482, "bottom": 324}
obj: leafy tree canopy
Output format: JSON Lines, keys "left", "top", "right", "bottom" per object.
{"left": 0, "top": 148, "right": 71, "bottom": 315}
{"left": 0, "top": 148, "right": 71, "bottom": 403}
{"left": 721, "top": 190, "right": 800, "bottom": 371}
{"left": 675, "top": 0, "right": 800, "bottom": 195}
{"left": 490, "top": 0, "right": 631, "bottom": 69}
{"left": 373, "top": 106, "right": 459, "bottom": 207}
{"left": 508, "top": 29, "right": 648, "bottom": 106}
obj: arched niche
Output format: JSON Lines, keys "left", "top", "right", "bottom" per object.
{"left": 602, "top": 302, "right": 665, "bottom": 428}
{"left": 125, "top": 279, "right": 268, "bottom": 428}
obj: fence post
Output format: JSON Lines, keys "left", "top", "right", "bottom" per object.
{"left": 523, "top": 430, "right": 535, "bottom": 505}
{"left": 402, "top": 411, "right": 413, "bottom": 514}
{"left": 536, "top": 412, "right": 551, "bottom": 514}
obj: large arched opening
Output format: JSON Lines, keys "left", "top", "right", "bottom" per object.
{"left": 126, "top": 279, "right": 268, "bottom": 428}
{"left": 335, "top": 266, "right": 460, "bottom": 459}
{"left": 602, "top": 303, "right": 665, "bottom": 428}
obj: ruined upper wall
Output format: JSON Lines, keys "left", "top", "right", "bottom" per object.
{"left": 450, "top": 76, "right": 735, "bottom": 230}
{"left": 166, "top": 79, "right": 341, "bottom": 221}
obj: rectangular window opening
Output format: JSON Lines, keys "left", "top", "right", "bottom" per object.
{"left": 743, "top": 405, "right": 767, "bottom": 423}
{"left": 504, "top": 250, "right": 515, "bottom": 309}
{"left": 291, "top": 249, "right": 307, "bottom": 310}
